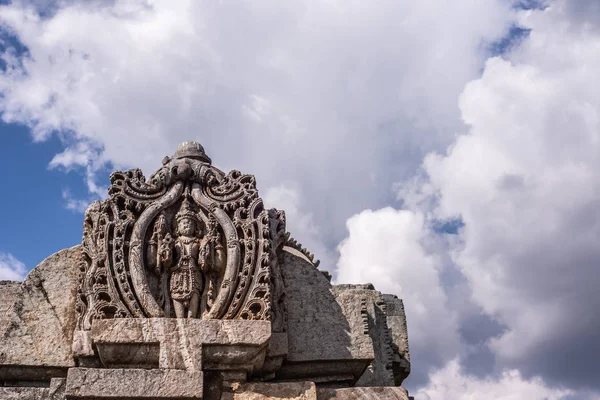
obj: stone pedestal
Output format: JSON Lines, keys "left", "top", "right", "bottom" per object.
{"left": 74, "top": 319, "right": 271, "bottom": 372}
{"left": 66, "top": 319, "right": 271, "bottom": 399}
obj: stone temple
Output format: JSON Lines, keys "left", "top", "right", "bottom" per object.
{"left": 0, "top": 141, "right": 412, "bottom": 399}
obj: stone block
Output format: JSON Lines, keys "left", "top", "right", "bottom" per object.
{"left": 278, "top": 248, "right": 374, "bottom": 385}
{"left": 317, "top": 386, "right": 410, "bottom": 400}
{"left": 65, "top": 368, "right": 203, "bottom": 399}
{"left": 223, "top": 381, "right": 317, "bottom": 400}
{"left": 0, "top": 247, "right": 80, "bottom": 380}
{"left": 331, "top": 285, "right": 412, "bottom": 387}
{"left": 260, "top": 332, "right": 289, "bottom": 378}
{"left": 0, "top": 387, "right": 49, "bottom": 400}
{"left": 0, "top": 377, "right": 66, "bottom": 400}
{"left": 334, "top": 285, "right": 395, "bottom": 387}
{"left": 85, "top": 318, "right": 271, "bottom": 373}
{"left": 383, "top": 294, "right": 411, "bottom": 385}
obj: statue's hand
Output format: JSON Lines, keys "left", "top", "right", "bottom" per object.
{"left": 147, "top": 240, "right": 158, "bottom": 270}
{"left": 199, "top": 259, "right": 209, "bottom": 273}
{"left": 159, "top": 233, "right": 173, "bottom": 264}
{"left": 159, "top": 247, "right": 172, "bottom": 263}
{"left": 214, "top": 243, "right": 226, "bottom": 273}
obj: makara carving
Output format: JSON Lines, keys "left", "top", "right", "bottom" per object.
{"left": 75, "top": 141, "right": 287, "bottom": 329}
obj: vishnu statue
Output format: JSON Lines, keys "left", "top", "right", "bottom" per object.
{"left": 149, "top": 197, "right": 225, "bottom": 318}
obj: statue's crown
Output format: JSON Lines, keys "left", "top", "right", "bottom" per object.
{"left": 175, "top": 197, "right": 199, "bottom": 223}
{"left": 172, "top": 141, "right": 212, "bottom": 164}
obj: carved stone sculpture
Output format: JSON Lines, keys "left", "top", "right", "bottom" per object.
{"left": 148, "top": 195, "right": 226, "bottom": 318}
{"left": 0, "top": 141, "right": 413, "bottom": 400}
{"left": 76, "top": 141, "right": 287, "bottom": 330}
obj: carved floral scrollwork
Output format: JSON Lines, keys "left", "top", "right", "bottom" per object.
{"left": 76, "top": 142, "right": 287, "bottom": 330}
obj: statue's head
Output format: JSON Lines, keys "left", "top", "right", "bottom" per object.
{"left": 175, "top": 198, "right": 201, "bottom": 236}
{"left": 177, "top": 217, "right": 197, "bottom": 236}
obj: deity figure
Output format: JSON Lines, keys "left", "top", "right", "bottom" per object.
{"left": 148, "top": 197, "right": 225, "bottom": 318}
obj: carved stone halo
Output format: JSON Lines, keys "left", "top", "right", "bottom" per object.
{"left": 75, "top": 141, "right": 287, "bottom": 330}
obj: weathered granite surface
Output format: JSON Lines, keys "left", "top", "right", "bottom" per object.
{"left": 331, "top": 285, "right": 410, "bottom": 387}
{"left": 223, "top": 382, "right": 317, "bottom": 400}
{"left": 317, "top": 386, "right": 410, "bottom": 399}
{"left": 66, "top": 368, "right": 204, "bottom": 399}
{"left": 277, "top": 247, "right": 374, "bottom": 385}
{"left": 0, "top": 377, "right": 65, "bottom": 400}
{"left": 383, "top": 294, "right": 411, "bottom": 385}
{"left": 0, "top": 142, "right": 412, "bottom": 399}
{"left": 0, "top": 280, "right": 20, "bottom": 337}
{"left": 83, "top": 318, "right": 271, "bottom": 372}
{"left": 333, "top": 284, "right": 395, "bottom": 387}
{"left": 0, "top": 247, "right": 80, "bottom": 381}
{"left": 221, "top": 382, "right": 411, "bottom": 400}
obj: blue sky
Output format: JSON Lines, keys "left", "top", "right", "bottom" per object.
{"left": 0, "top": 124, "right": 86, "bottom": 267}
{"left": 1, "top": 0, "right": 599, "bottom": 399}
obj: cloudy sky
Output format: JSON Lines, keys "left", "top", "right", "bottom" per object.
{"left": 0, "top": 0, "right": 599, "bottom": 398}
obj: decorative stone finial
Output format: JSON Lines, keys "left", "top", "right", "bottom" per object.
{"left": 172, "top": 141, "right": 212, "bottom": 164}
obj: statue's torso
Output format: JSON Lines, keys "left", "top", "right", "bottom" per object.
{"left": 170, "top": 237, "right": 204, "bottom": 300}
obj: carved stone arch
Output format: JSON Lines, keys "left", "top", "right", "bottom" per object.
{"left": 128, "top": 181, "right": 185, "bottom": 317}
{"left": 191, "top": 183, "right": 241, "bottom": 319}
{"left": 75, "top": 141, "right": 287, "bottom": 329}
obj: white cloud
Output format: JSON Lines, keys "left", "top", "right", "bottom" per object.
{"left": 61, "top": 189, "right": 91, "bottom": 213}
{"left": 414, "top": 358, "right": 572, "bottom": 400}
{"left": 0, "top": 0, "right": 517, "bottom": 245}
{"left": 49, "top": 140, "right": 102, "bottom": 170}
{"left": 398, "top": 0, "right": 600, "bottom": 391}
{"left": 0, "top": 252, "right": 27, "bottom": 281}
